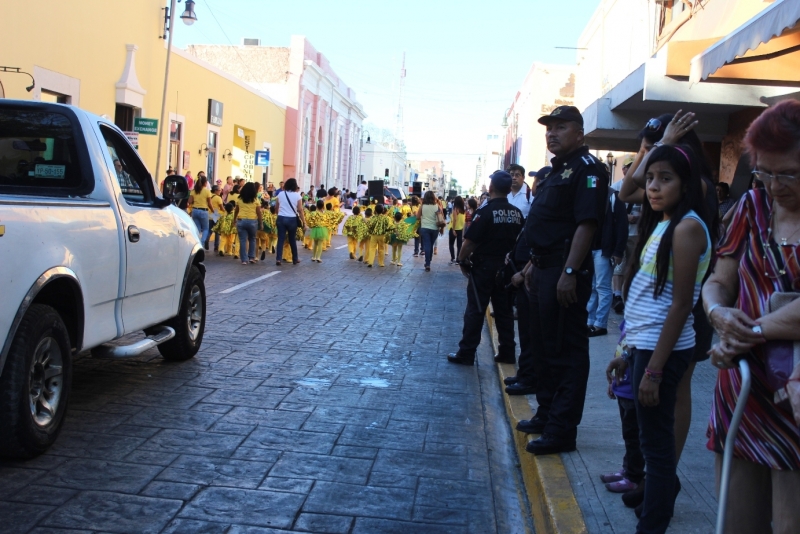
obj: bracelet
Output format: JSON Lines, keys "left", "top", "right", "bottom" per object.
{"left": 644, "top": 368, "right": 663, "bottom": 384}
{"left": 706, "top": 303, "right": 722, "bottom": 319}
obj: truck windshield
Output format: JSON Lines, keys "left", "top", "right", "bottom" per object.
{"left": 0, "top": 109, "right": 82, "bottom": 190}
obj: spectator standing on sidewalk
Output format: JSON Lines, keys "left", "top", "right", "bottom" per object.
{"left": 447, "top": 171, "right": 523, "bottom": 365}
{"left": 514, "top": 106, "right": 608, "bottom": 455}
{"left": 586, "top": 185, "right": 628, "bottom": 336}
{"left": 702, "top": 100, "right": 800, "bottom": 534}
{"left": 612, "top": 157, "right": 639, "bottom": 314}
{"left": 506, "top": 163, "right": 532, "bottom": 218}
{"left": 417, "top": 192, "right": 443, "bottom": 272}
{"left": 716, "top": 181, "right": 737, "bottom": 219}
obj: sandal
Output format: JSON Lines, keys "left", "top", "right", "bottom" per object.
{"left": 605, "top": 478, "right": 638, "bottom": 493}
{"left": 249, "top": 259, "right": 257, "bottom": 264}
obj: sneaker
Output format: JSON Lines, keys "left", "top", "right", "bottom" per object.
{"left": 349, "top": 252, "right": 355, "bottom": 259}
{"left": 588, "top": 327, "right": 608, "bottom": 337}
{"left": 600, "top": 470, "right": 625, "bottom": 484}
{"left": 357, "top": 256, "right": 363, "bottom": 262}
{"left": 413, "top": 253, "right": 419, "bottom": 257}
{"left": 605, "top": 478, "right": 638, "bottom": 493}
{"left": 397, "top": 262, "right": 403, "bottom": 267}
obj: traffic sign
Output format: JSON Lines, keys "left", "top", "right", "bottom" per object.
{"left": 254, "top": 150, "right": 270, "bottom": 166}
{"left": 133, "top": 118, "right": 158, "bottom": 135}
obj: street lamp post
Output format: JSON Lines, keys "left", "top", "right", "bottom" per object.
{"left": 606, "top": 152, "right": 615, "bottom": 181}
{"left": 155, "top": 0, "right": 197, "bottom": 183}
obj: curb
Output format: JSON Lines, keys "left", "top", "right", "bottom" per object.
{"left": 486, "top": 307, "right": 587, "bottom": 534}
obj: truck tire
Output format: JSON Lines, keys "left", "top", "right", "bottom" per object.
{"left": 157, "top": 265, "right": 205, "bottom": 362}
{"left": 0, "top": 304, "right": 72, "bottom": 459}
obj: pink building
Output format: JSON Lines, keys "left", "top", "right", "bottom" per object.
{"left": 188, "top": 36, "right": 366, "bottom": 192}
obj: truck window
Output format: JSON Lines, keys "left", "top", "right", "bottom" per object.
{"left": 99, "top": 125, "right": 152, "bottom": 205}
{"left": 0, "top": 109, "right": 84, "bottom": 191}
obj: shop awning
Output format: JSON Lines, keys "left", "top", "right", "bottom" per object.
{"left": 690, "top": 0, "right": 800, "bottom": 84}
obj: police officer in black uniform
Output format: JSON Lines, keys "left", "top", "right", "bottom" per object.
{"left": 515, "top": 106, "right": 608, "bottom": 455}
{"left": 447, "top": 171, "right": 523, "bottom": 365}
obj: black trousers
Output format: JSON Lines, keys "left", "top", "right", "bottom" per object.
{"left": 514, "top": 277, "right": 537, "bottom": 387}
{"left": 530, "top": 262, "right": 592, "bottom": 439}
{"left": 458, "top": 261, "right": 515, "bottom": 357}
{"left": 632, "top": 347, "right": 692, "bottom": 534}
{"left": 618, "top": 396, "right": 644, "bottom": 483}
{"left": 449, "top": 229, "right": 463, "bottom": 261}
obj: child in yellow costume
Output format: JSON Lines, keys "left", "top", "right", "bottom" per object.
{"left": 212, "top": 202, "right": 237, "bottom": 257}
{"left": 390, "top": 211, "right": 415, "bottom": 266}
{"left": 365, "top": 204, "right": 392, "bottom": 268}
{"left": 342, "top": 206, "right": 365, "bottom": 260}
{"left": 303, "top": 205, "right": 313, "bottom": 249}
{"left": 257, "top": 199, "right": 270, "bottom": 260}
{"left": 323, "top": 202, "right": 343, "bottom": 249}
{"left": 306, "top": 202, "right": 328, "bottom": 262}
{"left": 357, "top": 207, "right": 372, "bottom": 262}
{"left": 264, "top": 206, "right": 278, "bottom": 254}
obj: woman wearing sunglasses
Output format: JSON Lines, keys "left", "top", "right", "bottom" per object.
{"left": 702, "top": 100, "right": 800, "bottom": 533}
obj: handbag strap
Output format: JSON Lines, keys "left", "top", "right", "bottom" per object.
{"left": 284, "top": 191, "right": 299, "bottom": 218}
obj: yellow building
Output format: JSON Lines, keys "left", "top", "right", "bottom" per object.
{"left": 0, "top": 0, "right": 285, "bottom": 185}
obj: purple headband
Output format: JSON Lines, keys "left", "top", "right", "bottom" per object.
{"left": 673, "top": 146, "right": 691, "bottom": 167}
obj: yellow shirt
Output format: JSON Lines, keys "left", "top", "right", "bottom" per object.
{"left": 228, "top": 193, "right": 240, "bottom": 204}
{"left": 236, "top": 198, "right": 259, "bottom": 220}
{"left": 401, "top": 205, "right": 412, "bottom": 217}
{"left": 190, "top": 188, "right": 212, "bottom": 209}
{"left": 452, "top": 212, "right": 466, "bottom": 231}
{"left": 325, "top": 196, "right": 340, "bottom": 211}
{"left": 210, "top": 194, "right": 224, "bottom": 214}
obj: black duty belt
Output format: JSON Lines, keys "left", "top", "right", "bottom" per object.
{"left": 531, "top": 252, "right": 564, "bottom": 269}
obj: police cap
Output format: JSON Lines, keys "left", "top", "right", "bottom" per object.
{"left": 538, "top": 105, "right": 584, "bottom": 127}
{"left": 489, "top": 170, "right": 512, "bottom": 194}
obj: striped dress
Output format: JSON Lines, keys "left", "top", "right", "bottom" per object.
{"left": 624, "top": 210, "right": 711, "bottom": 351}
{"left": 707, "top": 189, "right": 800, "bottom": 470}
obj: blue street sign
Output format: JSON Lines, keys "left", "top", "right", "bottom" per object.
{"left": 254, "top": 150, "right": 270, "bottom": 166}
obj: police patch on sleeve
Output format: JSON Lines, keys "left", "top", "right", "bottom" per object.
{"left": 587, "top": 176, "right": 597, "bottom": 188}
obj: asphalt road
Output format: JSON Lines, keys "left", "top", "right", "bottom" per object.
{"left": 0, "top": 235, "right": 529, "bottom": 533}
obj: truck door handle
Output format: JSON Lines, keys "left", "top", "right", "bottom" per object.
{"left": 127, "top": 225, "right": 140, "bottom": 243}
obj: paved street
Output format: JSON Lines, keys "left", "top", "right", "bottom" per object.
{"left": 0, "top": 236, "right": 528, "bottom": 534}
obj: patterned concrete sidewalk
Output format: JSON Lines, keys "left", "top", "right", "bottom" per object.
{"left": 0, "top": 236, "right": 529, "bottom": 533}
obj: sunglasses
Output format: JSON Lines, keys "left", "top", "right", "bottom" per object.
{"left": 645, "top": 118, "right": 663, "bottom": 131}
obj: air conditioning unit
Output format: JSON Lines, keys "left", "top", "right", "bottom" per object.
{"left": 242, "top": 38, "right": 261, "bottom": 46}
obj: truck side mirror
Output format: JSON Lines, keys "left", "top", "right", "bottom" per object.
{"left": 162, "top": 175, "right": 189, "bottom": 201}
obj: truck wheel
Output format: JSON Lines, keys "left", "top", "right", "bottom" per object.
{"left": 157, "top": 265, "right": 205, "bottom": 362}
{"left": 0, "top": 304, "right": 72, "bottom": 459}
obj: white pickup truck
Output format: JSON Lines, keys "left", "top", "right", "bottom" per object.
{"left": 0, "top": 100, "right": 207, "bottom": 458}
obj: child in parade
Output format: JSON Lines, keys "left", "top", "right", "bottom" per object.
{"left": 357, "top": 207, "right": 372, "bottom": 262}
{"left": 343, "top": 206, "right": 364, "bottom": 259}
{"left": 303, "top": 203, "right": 313, "bottom": 249}
{"left": 389, "top": 211, "right": 413, "bottom": 266}
{"left": 307, "top": 202, "right": 328, "bottom": 263}
{"left": 265, "top": 206, "right": 278, "bottom": 254}
{"left": 257, "top": 198, "right": 270, "bottom": 261}
{"left": 617, "top": 144, "right": 712, "bottom": 533}
{"left": 365, "top": 204, "right": 392, "bottom": 268}
{"left": 212, "top": 202, "right": 237, "bottom": 257}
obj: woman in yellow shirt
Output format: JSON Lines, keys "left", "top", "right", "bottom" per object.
{"left": 448, "top": 196, "right": 466, "bottom": 265}
{"left": 233, "top": 183, "right": 263, "bottom": 265}
{"left": 188, "top": 175, "right": 213, "bottom": 247}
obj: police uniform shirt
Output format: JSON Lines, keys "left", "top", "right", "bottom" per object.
{"left": 464, "top": 197, "right": 524, "bottom": 259}
{"left": 525, "top": 146, "right": 608, "bottom": 254}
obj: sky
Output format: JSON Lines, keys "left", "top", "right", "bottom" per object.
{"left": 173, "top": 0, "right": 601, "bottom": 186}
